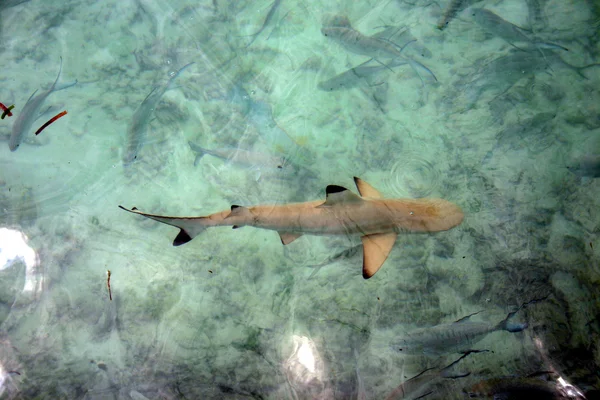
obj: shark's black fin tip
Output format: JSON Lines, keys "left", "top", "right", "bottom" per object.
{"left": 173, "top": 229, "right": 192, "bottom": 246}
{"left": 231, "top": 205, "right": 240, "bottom": 210}
{"left": 326, "top": 185, "right": 347, "bottom": 194}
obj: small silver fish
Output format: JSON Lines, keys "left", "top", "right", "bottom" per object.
{"left": 436, "top": 0, "right": 467, "bottom": 30}
{"left": 188, "top": 141, "right": 286, "bottom": 170}
{"left": 318, "top": 58, "right": 408, "bottom": 92}
{"left": 122, "top": 62, "right": 194, "bottom": 166}
{"left": 471, "top": 8, "right": 568, "bottom": 51}
{"left": 245, "top": 0, "right": 282, "bottom": 47}
{"left": 391, "top": 311, "right": 527, "bottom": 355}
{"left": 9, "top": 58, "right": 76, "bottom": 152}
{"left": 385, "top": 353, "right": 472, "bottom": 399}
{"left": 321, "top": 17, "right": 405, "bottom": 59}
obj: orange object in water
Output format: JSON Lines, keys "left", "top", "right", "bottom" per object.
{"left": 35, "top": 110, "right": 67, "bottom": 135}
{"left": 0, "top": 102, "right": 14, "bottom": 119}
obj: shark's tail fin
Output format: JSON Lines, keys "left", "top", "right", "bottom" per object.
{"left": 497, "top": 309, "right": 528, "bottom": 333}
{"left": 119, "top": 206, "right": 207, "bottom": 246}
{"left": 188, "top": 141, "right": 208, "bottom": 166}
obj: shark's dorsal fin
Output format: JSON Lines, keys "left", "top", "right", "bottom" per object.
{"left": 361, "top": 232, "right": 397, "bottom": 278}
{"left": 321, "top": 185, "right": 363, "bottom": 206}
{"left": 328, "top": 15, "right": 352, "bottom": 27}
{"left": 353, "top": 177, "right": 382, "bottom": 198}
{"left": 278, "top": 232, "right": 303, "bottom": 245}
{"left": 227, "top": 204, "right": 251, "bottom": 219}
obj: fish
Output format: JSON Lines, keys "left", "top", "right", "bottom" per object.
{"left": 228, "top": 83, "right": 300, "bottom": 156}
{"left": 470, "top": 8, "right": 568, "bottom": 51}
{"left": 385, "top": 353, "right": 473, "bottom": 399}
{"left": 9, "top": 58, "right": 76, "bottom": 151}
{"left": 436, "top": 0, "right": 468, "bottom": 30}
{"left": 391, "top": 310, "right": 527, "bottom": 355}
{"left": 321, "top": 18, "right": 437, "bottom": 85}
{"left": 318, "top": 58, "right": 409, "bottom": 92}
{"left": 122, "top": 62, "right": 194, "bottom": 166}
{"left": 460, "top": 51, "right": 599, "bottom": 108}
{"left": 321, "top": 16, "right": 406, "bottom": 59}
{"left": 526, "top": 0, "right": 548, "bottom": 32}
{"left": 245, "top": 0, "right": 282, "bottom": 47}
{"left": 119, "top": 177, "right": 464, "bottom": 279}
{"left": 188, "top": 141, "right": 286, "bottom": 170}
{"left": 465, "top": 374, "right": 569, "bottom": 399}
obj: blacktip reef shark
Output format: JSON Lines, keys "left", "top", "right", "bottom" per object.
{"left": 9, "top": 57, "right": 76, "bottom": 152}
{"left": 119, "top": 177, "right": 464, "bottom": 278}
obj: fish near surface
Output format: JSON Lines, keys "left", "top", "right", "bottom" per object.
{"left": 436, "top": 0, "right": 469, "bottom": 30}
{"left": 188, "top": 141, "right": 286, "bottom": 170}
{"left": 122, "top": 62, "right": 194, "bottom": 166}
{"left": 9, "top": 58, "right": 77, "bottom": 152}
{"left": 460, "top": 50, "right": 597, "bottom": 108}
{"left": 321, "top": 16, "right": 405, "bottom": 59}
{"left": 245, "top": 0, "right": 282, "bottom": 47}
{"left": 318, "top": 58, "right": 409, "bottom": 92}
{"left": 391, "top": 311, "right": 527, "bottom": 355}
{"left": 470, "top": 8, "right": 568, "bottom": 51}
{"left": 385, "top": 353, "right": 472, "bottom": 400}
{"left": 119, "top": 177, "right": 464, "bottom": 279}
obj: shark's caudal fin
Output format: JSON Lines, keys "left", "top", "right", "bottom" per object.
{"left": 118, "top": 206, "right": 207, "bottom": 246}
{"left": 497, "top": 309, "right": 528, "bottom": 333}
{"left": 188, "top": 141, "right": 208, "bottom": 166}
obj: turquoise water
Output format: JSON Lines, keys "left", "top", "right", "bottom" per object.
{"left": 0, "top": 0, "right": 599, "bottom": 398}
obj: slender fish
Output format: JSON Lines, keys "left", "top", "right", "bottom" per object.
{"left": 391, "top": 310, "right": 527, "bottom": 355}
{"left": 188, "top": 141, "right": 286, "bottom": 170}
{"left": 9, "top": 58, "right": 76, "bottom": 152}
{"left": 436, "top": 0, "right": 467, "bottom": 30}
{"left": 321, "top": 16, "right": 405, "bottom": 59}
{"left": 245, "top": 0, "right": 282, "bottom": 47}
{"left": 471, "top": 8, "right": 568, "bottom": 51}
{"left": 318, "top": 58, "right": 409, "bottom": 92}
{"left": 122, "top": 62, "right": 194, "bottom": 166}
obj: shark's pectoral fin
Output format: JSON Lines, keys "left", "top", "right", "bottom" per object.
{"left": 119, "top": 206, "right": 207, "bottom": 246}
{"left": 361, "top": 232, "right": 397, "bottom": 278}
{"left": 354, "top": 177, "right": 383, "bottom": 198}
{"left": 278, "top": 232, "right": 303, "bottom": 245}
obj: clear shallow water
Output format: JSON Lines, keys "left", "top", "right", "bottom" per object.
{"left": 0, "top": 0, "right": 599, "bottom": 398}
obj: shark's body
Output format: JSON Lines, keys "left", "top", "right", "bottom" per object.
{"left": 119, "top": 177, "right": 463, "bottom": 278}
